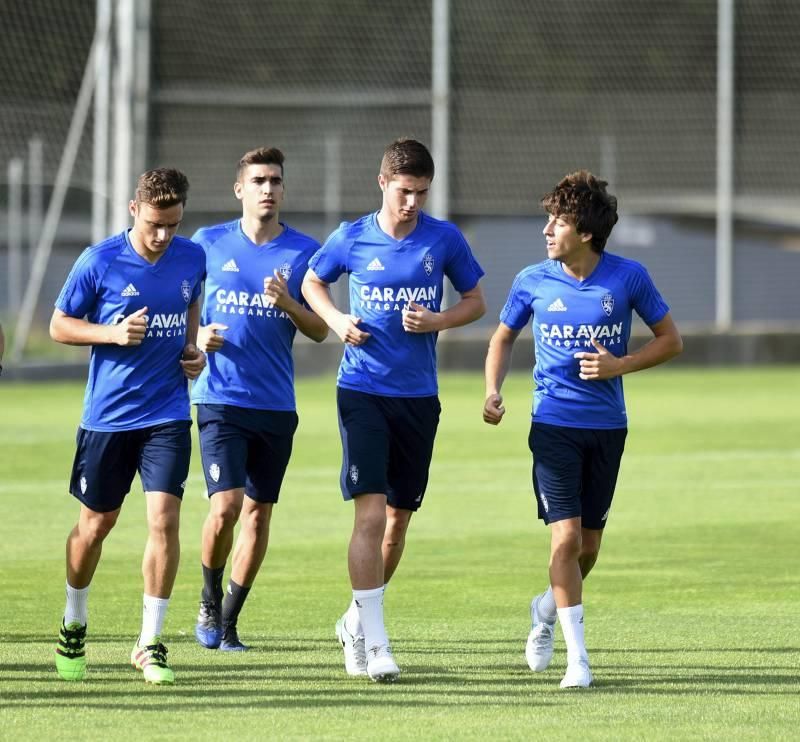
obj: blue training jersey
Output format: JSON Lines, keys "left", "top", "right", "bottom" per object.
{"left": 55, "top": 230, "right": 205, "bottom": 432}
{"left": 309, "top": 211, "right": 484, "bottom": 397}
{"left": 500, "top": 252, "right": 669, "bottom": 429}
{"left": 190, "top": 220, "right": 320, "bottom": 411}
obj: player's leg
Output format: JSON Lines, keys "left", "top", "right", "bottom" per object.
{"left": 349, "top": 493, "right": 399, "bottom": 681}
{"left": 219, "top": 499, "right": 272, "bottom": 651}
{"left": 382, "top": 394, "right": 440, "bottom": 583}
{"left": 383, "top": 506, "right": 412, "bottom": 582}
{"left": 219, "top": 412, "right": 295, "bottom": 651}
{"left": 195, "top": 404, "right": 249, "bottom": 648}
{"left": 56, "top": 428, "right": 134, "bottom": 681}
{"left": 526, "top": 423, "right": 589, "bottom": 683}
{"left": 334, "top": 388, "right": 398, "bottom": 681}
{"left": 197, "top": 487, "right": 244, "bottom": 647}
{"left": 131, "top": 421, "right": 191, "bottom": 685}
{"left": 554, "top": 427, "right": 625, "bottom": 688}
{"left": 548, "top": 516, "right": 593, "bottom": 688}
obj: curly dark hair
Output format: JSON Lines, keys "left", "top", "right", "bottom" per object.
{"left": 541, "top": 170, "right": 618, "bottom": 253}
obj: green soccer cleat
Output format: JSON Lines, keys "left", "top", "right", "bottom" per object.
{"left": 131, "top": 637, "right": 175, "bottom": 685}
{"left": 55, "top": 619, "right": 87, "bottom": 681}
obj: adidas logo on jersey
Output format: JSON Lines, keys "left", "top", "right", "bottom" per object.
{"left": 121, "top": 283, "right": 140, "bottom": 297}
{"left": 367, "top": 258, "right": 385, "bottom": 271}
{"left": 547, "top": 298, "right": 567, "bottom": 312}
{"left": 222, "top": 259, "right": 240, "bottom": 272}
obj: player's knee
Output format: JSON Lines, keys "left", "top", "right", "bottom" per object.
{"left": 148, "top": 510, "right": 180, "bottom": 538}
{"left": 209, "top": 502, "right": 240, "bottom": 531}
{"left": 578, "top": 548, "right": 599, "bottom": 576}
{"left": 243, "top": 504, "right": 271, "bottom": 536}
{"left": 550, "top": 533, "right": 582, "bottom": 562}
{"left": 82, "top": 511, "right": 118, "bottom": 543}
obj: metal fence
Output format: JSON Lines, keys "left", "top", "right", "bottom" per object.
{"left": 2, "top": 0, "right": 799, "bottom": 362}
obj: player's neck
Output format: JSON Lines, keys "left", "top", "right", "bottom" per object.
{"left": 377, "top": 209, "right": 417, "bottom": 241}
{"left": 560, "top": 250, "right": 601, "bottom": 282}
{"left": 241, "top": 214, "right": 283, "bottom": 246}
{"left": 128, "top": 230, "right": 166, "bottom": 264}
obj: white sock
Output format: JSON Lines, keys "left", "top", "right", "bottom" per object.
{"left": 557, "top": 604, "right": 588, "bottom": 665}
{"left": 139, "top": 594, "right": 170, "bottom": 644}
{"left": 345, "top": 598, "right": 361, "bottom": 635}
{"left": 353, "top": 586, "right": 388, "bottom": 651}
{"left": 538, "top": 586, "right": 557, "bottom": 624}
{"left": 64, "top": 582, "right": 90, "bottom": 626}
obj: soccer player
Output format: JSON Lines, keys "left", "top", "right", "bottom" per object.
{"left": 191, "top": 147, "right": 328, "bottom": 652}
{"left": 51, "top": 168, "right": 206, "bottom": 685}
{"left": 302, "top": 138, "right": 486, "bottom": 682}
{"left": 483, "top": 171, "right": 682, "bottom": 688}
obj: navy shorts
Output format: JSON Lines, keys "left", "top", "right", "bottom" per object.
{"left": 197, "top": 404, "right": 298, "bottom": 504}
{"left": 336, "top": 387, "right": 441, "bottom": 512}
{"left": 69, "top": 421, "right": 192, "bottom": 513}
{"left": 528, "top": 422, "right": 627, "bottom": 529}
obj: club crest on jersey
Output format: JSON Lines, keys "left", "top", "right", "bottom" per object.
{"left": 279, "top": 262, "right": 292, "bottom": 280}
{"left": 209, "top": 463, "right": 220, "bottom": 483}
{"left": 181, "top": 280, "right": 192, "bottom": 303}
{"left": 422, "top": 253, "right": 434, "bottom": 276}
{"left": 349, "top": 465, "right": 359, "bottom": 485}
{"left": 601, "top": 293, "right": 614, "bottom": 316}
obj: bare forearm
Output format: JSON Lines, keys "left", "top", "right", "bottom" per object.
{"left": 618, "top": 332, "right": 683, "bottom": 375}
{"left": 436, "top": 294, "right": 486, "bottom": 332}
{"left": 186, "top": 302, "right": 200, "bottom": 346}
{"left": 50, "top": 314, "right": 115, "bottom": 346}
{"left": 302, "top": 280, "right": 345, "bottom": 329}
{"left": 282, "top": 299, "right": 329, "bottom": 342}
{"left": 485, "top": 334, "right": 514, "bottom": 396}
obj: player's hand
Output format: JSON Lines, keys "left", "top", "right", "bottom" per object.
{"left": 197, "top": 322, "right": 227, "bottom": 352}
{"left": 112, "top": 306, "right": 148, "bottom": 346}
{"left": 483, "top": 393, "right": 506, "bottom": 425}
{"left": 573, "top": 338, "right": 623, "bottom": 380}
{"left": 264, "top": 270, "right": 292, "bottom": 310}
{"left": 180, "top": 343, "right": 206, "bottom": 379}
{"left": 333, "top": 314, "right": 371, "bottom": 346}
{"left": 402, "top": 301, "right": 439, "bottom": 333}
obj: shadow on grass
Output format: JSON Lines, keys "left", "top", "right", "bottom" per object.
{"left": 2, "top": 635, "right": 798, "bottom": 709}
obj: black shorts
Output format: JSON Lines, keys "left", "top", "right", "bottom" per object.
{"left": 336, "top": 387, "right": 441, "bottom": 512}
{"left": 528, "top": 422, "right": 627, "bottom": 529}
{"left": 69, "top": 421, "right": 192, "bottom": 512}
{"left": 197, "top": 404, "right": 298, "bottom": 504}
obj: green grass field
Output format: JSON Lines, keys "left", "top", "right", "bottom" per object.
{"left": 1, "top": 368, "right": 798, "bottom": 740}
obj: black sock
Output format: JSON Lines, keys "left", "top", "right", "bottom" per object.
{"left": 201, "top": 565, "right": 225, "bottom": 606}
{"left": 222, "top": 579, "right": 251, "bottom": 629}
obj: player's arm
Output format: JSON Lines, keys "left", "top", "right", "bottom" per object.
{"left": 483, "top": 322, "right": 521, "bottom": 425}
{"left": 301, "top": 268, "right": 370, "bottom": 346}
{"left": 402, "top": 284, "right": 487, "bottom": 334}
{"left": 49, "top": 307, "right": 148, "bottom": 347}
{"left": 574, "top": 312, "right": 683, "bottom": 381}
{"left": 180, "top": 301, "right": 206, "bottom": 379}
{"left": 264, "top": 270, "right": 328, "bottom": 343}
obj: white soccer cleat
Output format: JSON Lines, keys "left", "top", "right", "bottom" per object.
{"left": 525, "top": 593, "right": 556, "bottom": 672}
{"left": 366, "top": 644, "right": 400, "bottom": 683}
{"left": 335, "top": 614, "right": 367, "bottom": 676}
{"left": 560, "top": 657, "right": 593, "bottom": 689}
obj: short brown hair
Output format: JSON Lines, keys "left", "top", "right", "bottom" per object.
{"left": 237, "top": 147, "right": 285, "bottom": 181}
{"left": 380, "top": 138, "right": 434, "bottom": 180}
{"left": 134, "top": 168, "right": 189, "bottom": 208}
{"left": 541, "top": 171, "right": 618, "bottom": 253}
